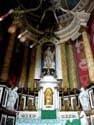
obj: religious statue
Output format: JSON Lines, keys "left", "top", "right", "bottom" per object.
{"left": 79, "top": 111, "right": 89, "bottom": 125}
{"left": 43, "top": 46, "right": 55, "bottom": 69}
{"left": 78, "top": 87, "right": 91, "bottom": 111}
{"left": 7, "top": 86, "right": 18, "bottom": 111}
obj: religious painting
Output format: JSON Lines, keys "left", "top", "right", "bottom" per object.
{"left": 44, "top": 88, "right": 53, "bottom": 105}
{"left": 18, "top": 95, "right": 26, "bottom": 111}
{"left": 71, "top": 96, "right": 77, "bottom": 110}
{"left": 0, "top": 87, "right": 3, "bottom": 104}
{"left": 26, "top": 96, "right": 34, "bottom": 111}
{"left": 1, "top": 114, "right": 7, "bottom": 125}
{"left": 64, "top": 96, "right": 72, "bottom": 111}
{"left": 2, "top": 88, "right": 9, "bottom": 107}
{"left": 89, "top": 89, "right": 94, "bottom": 108}
{"left": 90, "top": 115, "right": 94, "bottom": 125}
{"left": 41, "top": 42, "right": 55, "bottom": 75}
{"left": 71, "top": 95, "right": 80, "bottom": 111}
{"left": 6, "top": 116, "right": 15, "bottom": 125}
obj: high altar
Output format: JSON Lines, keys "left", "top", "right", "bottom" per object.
{"left": 0, "top": 0, "right": 94, "bottom": 125}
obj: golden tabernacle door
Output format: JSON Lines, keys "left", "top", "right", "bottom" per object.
{"left": 44, "top": 88, "right": 53, "bottom": 105}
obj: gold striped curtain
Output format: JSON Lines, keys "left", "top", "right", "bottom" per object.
{"left": 27, "top": 48, "right": 36, "bottom": 91}
{"left": 68, "top": 44, "right": 78, "bottom": 89}
{"left": 0, "top": 27, "right": 17, "bottom": 81}
{"left": 60, "top": 43, "right": 69, "bottom": 90}
{"left": 19, "top": 47, "right": 28, "bottom": 88}
{"left": 82, "top": 29, "right": 94, "bottom": 82}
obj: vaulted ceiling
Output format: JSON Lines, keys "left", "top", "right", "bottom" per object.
{"left": 0, "top": 0, "right": 94, "bottom": 32}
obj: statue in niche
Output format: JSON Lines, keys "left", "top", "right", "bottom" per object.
{"left": 43, "top": 46, "right": 55, "bottom": 69}
{"left": 44, "top": 88, "right": 53, "bottom": 105}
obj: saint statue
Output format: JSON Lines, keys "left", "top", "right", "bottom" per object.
{"left": 80, "top": 111, "right": 89, "bottom": 125}
{"left": 43, "top": 46, "right": 55, "bottom": 69}
{"left": 78, "top": 87, "right": 91, "bottom": 111}
{"left": 7, "top": 87, "right": 18, "bottom": 111}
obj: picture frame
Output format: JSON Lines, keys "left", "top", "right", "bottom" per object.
{"left": 0, "top": 87, "right": 3, "bottom": 104}
{"left": 90, "top": 115, "right": 94, "bottom": 125}
{"left": 18, "top": 95, "right": 26, "bottom": 111}
{"left": 71, "top": 95, "right": 80, "bottom": 111}
{"left": 2, "top": 87, "right": 9, "bottom": 107}
{"left": 1, "top": 114, "right": 7, "bottom": 125}
{"left": 88, "top": 89, "right": 94, "bottom": 109}
{"left": 71, "top": 96, "right": 77, "bottom": 110}
{"left": 63, "top": 96, "right": 71, "bottom": 110}
{"left": 6, "top": 116, "right": 15, "bottom": 125}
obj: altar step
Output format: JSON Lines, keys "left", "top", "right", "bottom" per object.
{"left": 16, "top": 119, "right": 81, "bottom": 125}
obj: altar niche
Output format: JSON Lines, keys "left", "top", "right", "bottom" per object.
{"left": 41, "top": 42, "right": 56, "bottom": 76}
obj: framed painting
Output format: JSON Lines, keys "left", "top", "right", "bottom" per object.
{"left": 1, "top": 114, "right": 7, "bottom": 125}
{"left": 2, "top": 87, "right": 9, "bottom": 107}
{"left": 71, "top": 96, "right": 77, "bottom": 110}
{"left": 18, "top": 95, "right": 26, "bottom": 111}
{"left": 0, "top": 87, "right": 3, "bottom": 104}
{"left": 6, "top": 116, "right": 15, "bottom": 125}
{"left": 63, "top": 96, "right": 71, "bottom": 111}
{"left": 71, "top": 95, "right": 81, "bottom": 111}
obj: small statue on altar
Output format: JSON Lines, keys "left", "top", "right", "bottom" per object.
{"left": 78, "top": 87, "right": 91, "bottom": 111}
{"left": 7, "top": 86, "right": 18, "bottom": 111}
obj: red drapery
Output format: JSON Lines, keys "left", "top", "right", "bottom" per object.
{"left": 74, "top": 38, "right": 90, "bottom": 88}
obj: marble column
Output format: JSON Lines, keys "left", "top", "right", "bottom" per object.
{"left": 60, "top": 43, "right": 69, "bottom": 89}
{"left": 68, "top": 43, "right": 78, "bottom": 89}
{"left": 34, "top": 45, "right": 41, "bottom": 79}
{"left": 82, "top": 28, "right": 94, "bottom": 82}
{"left": 19, "top": 47, "right": 28, "bottom": 88}
{"left": 27, "top": 48, "right": 36, "bottom": 91}
{"left": 56, "top": 44, "right": 62, "bottom": 79}
{"left": 0, "top": 26, "right": 17, "bottom": 81}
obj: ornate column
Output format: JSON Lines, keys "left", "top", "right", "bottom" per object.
{"left": 60, "top": 43, "right": 69, "bottom": 89}
{"left": 68, "top": 43, "right": 78, "bottom": 89}
{"left": 0, "top": 25, "right": 17, "bottom": 81}
{"left": 27, "top": 48, "right": 36, "bottom": 91}
{"left": 19, "top": 47, "right": 28, "bottom": 88}
{"left": 56, "top": 44, "right": 62, "bottom": 79}
{"left": 34, "top": 45, "right": 41, "bottom": 79}
{"left": 82, "top": 27, "right": 94, "bottom": 82}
